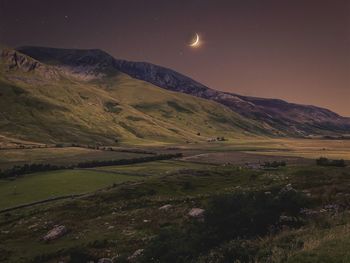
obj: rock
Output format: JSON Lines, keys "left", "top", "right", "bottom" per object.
{"left": 279, "top": 183, "right": 296, "bottom": 194}
{"left": 188, "top": 208, "right": 205, "bottom": 219}
{"left": 43, "top": 225, "right": 67, "bottom": 241}
{"left": 128, "top": 249, "right": 144, "bottom": 262}
{"left": 279, "top": 215, "right": 297, "bottom": 223}
{"left": 159, "top": 204, "right": 172, "bottom": 210}
{"left": 108, "top": 226, "right": 115, "bottom": 230}
{"left": 98, "top": 258, "right": 113, "bottom": 263}
{"left": 324, "top": 204, "right": 339, "bottom": 213}
{"left": 28, "top": 223, "right": 38, "bottom": 230}
{"left": 300, "top": 208, "right": 318, "bottom": 216}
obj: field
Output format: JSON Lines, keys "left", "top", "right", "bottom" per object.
{"left": 169, "top": 138, "right": 350, "bottom": 161}
{"left": 0, "top": 170, "right": 143, "bottom": 209}
{"left": 1, "top": 139, "right": 350, "bottom": 262}
{"left": 95, "top": 160, "right": 214, "bottom": 175}
{"left": 0, "top": 160, "right": 212, "bottom": 210}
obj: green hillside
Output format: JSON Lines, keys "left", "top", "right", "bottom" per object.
{"left": 0, "top": 48, "right": 265, "bottom": 145}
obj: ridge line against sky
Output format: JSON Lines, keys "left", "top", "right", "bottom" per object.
{"left": 1, "top": 0, "right": 349, "bottom": 116}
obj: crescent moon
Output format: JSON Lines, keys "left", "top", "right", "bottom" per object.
{"left": 189, "top": 33, "right": 200, "bottom": 47}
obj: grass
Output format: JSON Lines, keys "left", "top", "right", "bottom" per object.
{"left": 0, "top": 49, "right": 266, "bottom": 146}
{"left": 0, "top": 169, "right": 145, "bottom": 209}
{"left": 0, "top": 160, "right": 213, "bottom": 210}
{"left": 163, "top": 138, "right": 350, "bottom": 161}
{"left": 95, "top": 160, "right": 213, "bottom": 175}
{"left": 0, "top": 160, "right": 350, "bottom": 262}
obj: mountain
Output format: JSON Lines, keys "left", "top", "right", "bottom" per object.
{"left": 17, "top": 46, "right": 350, "bottom": 137}
{"left": 0, "top": 47, "right": 265, "bottom": 145}
{"left": 112, "top": 60, "right": 350, "bottom": 136}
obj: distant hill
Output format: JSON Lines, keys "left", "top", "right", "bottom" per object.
{"left": 0, "top": 47, "right": 265, "bottom": 145}
{"left": 17, "top": 46, "right": 350, "bottom": 137}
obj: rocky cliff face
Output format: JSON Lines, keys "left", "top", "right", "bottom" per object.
{"left": 17, "top": 46, "right": 350, "bottom": 136}
{"left": 1, "top": 48, "right": 42, "bottom": 72}
{"left": 1, "top": 48, "right": 59, "bottom": 80}
{"left": 17, "top": 46, "right": 118, "bottom": 80}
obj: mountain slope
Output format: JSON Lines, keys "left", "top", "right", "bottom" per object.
{"left": 16, "top": 46, "right": 350, "bottom": 137}
{"left": 0, "top": 47, "right": 265, "bottom": 145}
{"left": 111, "top": 60, "right": 350, "bottom": 136}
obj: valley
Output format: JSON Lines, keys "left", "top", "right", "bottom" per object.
{"left": 0, "top": 139, "right": 350, "bottom": 262}
{"left": 1, "top": 45, "right": 350, "bottom": 263}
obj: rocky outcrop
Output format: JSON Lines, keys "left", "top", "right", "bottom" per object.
{"left": 42, "top": 225, "right": 67, "bottom": 241}
{"left": 128, "top": 249, "right": 144, "bottom": 262}
{"left": 1, "top": 49, "right": 40, "bottom": 72}
{"left": 1, "top": 48, "right": 59, "bottom": 80}
{"left": 97, "top": 258, "right": 113, "bottom": 263}
{"left": 188, "top": 208, "right": 205, "bottom": 220}
{"left": 16, "top": 46, "right": 118, "bottom": 80}
{"left": 159, "top": 204, "right": 172, "bottom": 210}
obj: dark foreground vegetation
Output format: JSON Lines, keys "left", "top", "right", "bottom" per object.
{"left": 263, "top": 161, "right": 287, "bottom": 168}
{"left": 1, "top": 161, "right": 350, "bottom": 263}
{"left": 140, "top": 189, "right": 310, "bottom": 263}
{"left": 316, "top": 157, "right": 346, "bottom": 167}
{"left": 0, "top": 153, "right": 183, "bottom": 179}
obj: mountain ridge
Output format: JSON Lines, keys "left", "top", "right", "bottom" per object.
{"left": 13, "top": 46, "right": 350, "bottom": 137}
{"left": 0, "top": 47, "right": 266, "bottom": 144}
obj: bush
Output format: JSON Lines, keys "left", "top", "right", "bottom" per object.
{"left": 197, "top": 239, "right": 259, "bottom": 263}
{"left": 76, "top": 153, "right": 183, "bottom": 168}
{"left": 0, "top": 153, "right": 183, "bottom": 179}
{"left": 140, "top": 189, "right": 310, "bottom": 263}
{"left": 200, "top": 190, "right": 307, "bottom": 246}
{"left": 0, "top": 163, "right": 67, "bottom": 179}
{"left": 263, "top": 161, "right": 286, "bottom": 168}
{"left": 316, "top": 157, "right": 346, "bottom": 167}
{"left": 140, "top": 227, "right": 195, "bottom": 263}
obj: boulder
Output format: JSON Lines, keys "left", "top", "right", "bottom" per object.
{"left": 188, "top": 208, "right": 205, "bottom": 219}
{"left": 98, "top": 258, "right": 113, "bottom": 263}
{"left": 128, "top": 249, "right": 144, "bottom": 262}
{"left": 159, "top": 204, "right": 172, "bottom": 210}
{"left": 43, "top": 225, "right": 67, "bottom": 241}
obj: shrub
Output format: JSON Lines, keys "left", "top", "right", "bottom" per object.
{"left": 76, "top": 153, "right": 183, "bottom": 168}
{"left": 263, "top": 161, "right": 287, "bottom": 168}
{"left": 197, "top": 239, "right": 259, "bottom": 263}
{"left": 0, "top": 163, "right": 67, "bottom": 179}
{"left": 0, "top": 153, "right": 183, "bottom": 179}
{"left": 141, "top": 189, "right": 310, "bottom": 263}
{"left": 316, "top": 157, "right": 346, "bottom": 167}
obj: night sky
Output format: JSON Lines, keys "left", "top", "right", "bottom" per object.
{"left": 1, "top": 0, "right": 349, "bottom": 116}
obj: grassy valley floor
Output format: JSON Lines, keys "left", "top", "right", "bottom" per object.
{"left": 0, "top": 139, "right": 350, "bottom": 262}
